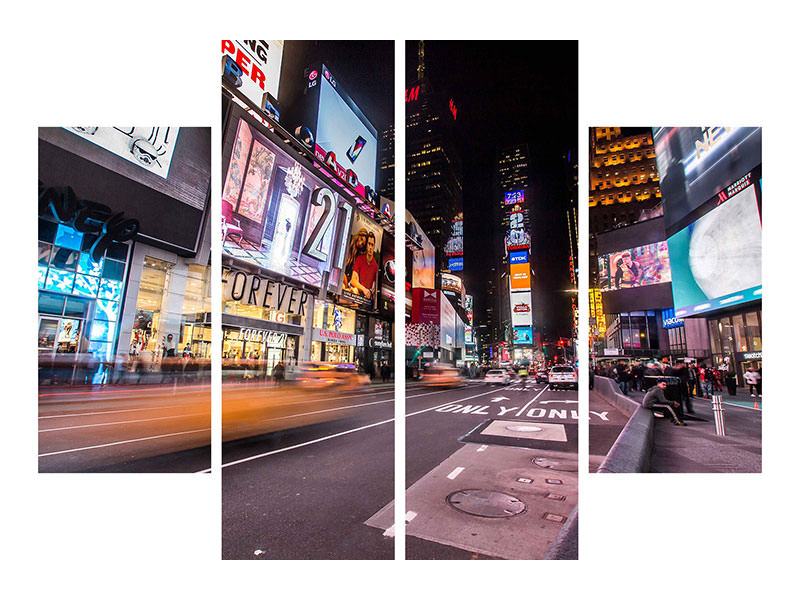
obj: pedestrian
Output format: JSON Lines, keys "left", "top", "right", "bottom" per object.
{"left": 724, "top": 370, "right": 737, "bottom": 395}
{"left": 699, "top": 364, "right": 714, "bottom": 398}
{"left": 616, "top": 361, "right": 631, "bottom": 395}
{"left": 687, "top": 362, "right": 698, "bottom": 397}
{"left": 757, "top": 366, "right": 762, "bottom": 397}
{"left": 273, "top": 361, "right": 285, "bottom": 386}
{"left": 381, "top": 362, "right": 390, "bottom": 383}
{"left": 642, "top": 380, "right": 686, "bottom": 426}
{"left": 676, "top": 362, "right": 694, "bottom": 415}
{"left": 631, "top": 361, "right": 644, "bottom": 392}
{"left": 744, "top": 367, "right": 761, "bottom": 397}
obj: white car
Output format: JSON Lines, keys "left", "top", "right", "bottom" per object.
{"left": 548, "top": 365, "right": 577, "bottom": 390}
{"left": 485, "top": 369, "right": 511, "bottom": 385}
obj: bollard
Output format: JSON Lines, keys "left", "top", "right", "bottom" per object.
{"left": 711, "top": 394, "right": 726, "bottom": 436}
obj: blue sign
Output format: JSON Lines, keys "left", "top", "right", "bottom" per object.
{"left": 448, "top": 257, "right": 464, "bottom": 271}
{"left": 661, "top": 308, "right": 684, "bottom": 329}
{"left": 513, "top": 326, "right": 533, "bottom": 345}
{"left": 509, "top": 251, "right": 528, "bottom": 264}
{"left": 504, "top": 190, "right": 524, "bottom": 205}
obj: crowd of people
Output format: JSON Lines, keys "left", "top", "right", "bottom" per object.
{"left": 595, "top": 358, "right": 762, "bottom": 426}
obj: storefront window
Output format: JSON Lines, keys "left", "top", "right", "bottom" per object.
{"left": 733, "top": 314, "right": 747, "bottom": 352}
{"left": 129, "top": 256, "right": 173, "bottom": 356}
{"left": 223, "top": 299, "right": 302, "bottom": 326}
{"left": 312, "top": 303, "right": 356, "bottom": 334}
{"left": 181, "top": 264, "right": 211, "bottom": 358}
{"left": 709, "top": 319, "right": 721, "bottom": 355}
{"left": 746, "top": 311, "right": 762, "bottom": 351}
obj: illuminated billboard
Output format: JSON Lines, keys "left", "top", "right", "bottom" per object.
{"left": 448, "top": 257, "right": 464, "bottom": 271}
{"left": 312, "top": 65, "right": 378, "bottom": 196}
{"left": 504, "top": 190, "right": 524, "bottom": 205}
{"left": 341, "top": 210, "right": 384, "bottom": 310}
{"left": 444, "top": 212, "right": 464, "bottom": 257}
{"left": 513, "top": 326, "right": 533, "bottom": 345}
{"left": 597, "top": 242, "right": 671, "bottom": 291}
{"left": 442, "top": 272, "right": 464, "bottom": 297}
{"left": 667, "top": 174, "right": 761, "bottom": 318}
{"left": 222, "top": 116, "right": 356, "bottom": 290}
{"left": 221, "top": 40, "right": 284, "bottom": 105}
{"left": 509, "top": 262, "right": 532, "bottom": 290}
{"left": 509, "top": 250, "right": 528, "bottom": 264}
{"left": 653, "top": 127, "right": 761, "bottom": 235}
{"left": 510, "top": 290, "right": 533, "bottom": 327}
{"left": 407, "top": 210, "right": 436, "bottom": 289}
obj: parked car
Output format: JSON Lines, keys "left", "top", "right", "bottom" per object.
{"left": 548, "top": 365, "right": 578, "bottom": 390}
{"left": 421, "top": 366, "right": 464, "bottom": 387}
{"left": 484, "top": 369, "right": 511, "bottom": 385}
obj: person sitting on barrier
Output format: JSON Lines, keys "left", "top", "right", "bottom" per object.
{"left": 642, "top": 380, "right": 686, "bottom": 426}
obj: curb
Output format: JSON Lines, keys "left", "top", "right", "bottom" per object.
{"left": 594, "top": 377, "right": 653, "bottom": 473}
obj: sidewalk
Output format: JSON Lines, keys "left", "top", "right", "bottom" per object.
{"left": 627, "top": 387, "right": 762, "bottom": 473}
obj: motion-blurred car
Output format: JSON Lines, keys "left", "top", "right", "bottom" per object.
{"left": 484, "top": 369, "right": 511, "bottom": 385}
{"left": 421, "top": 366, "right": 464, "bottom": 387}
{"left": 297, "top": 362, "right": 369, "bottom": 390}
{"left": 548, "top": 365, "right": 578, "bottom": 390}
{"left": 535, "top": 370, "right": 549, "bottom": 383}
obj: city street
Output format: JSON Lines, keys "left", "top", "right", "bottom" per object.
{"left": 588, "top": 390, "right": 628, "bottom": 472}
{"left": 38, "top": 384, "right": 211, "bottom": 473}
{"left": 367, "top": 378, "right": 580, "bottom": 560}
{"left": 221, "top": 382, "right": 395, "bottom": 560}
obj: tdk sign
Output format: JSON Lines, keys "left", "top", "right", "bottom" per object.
{"left": 509, "top": 251, "right": 528, "bottom": 264}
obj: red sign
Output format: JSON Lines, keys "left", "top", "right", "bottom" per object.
{"left": 405, "top": 86, "right": 420, "bottom": 102}
{"left": 411, "top": 288, "right": 440, "bottom": 324}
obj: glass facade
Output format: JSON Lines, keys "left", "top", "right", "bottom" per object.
{"left": 707, "top": 309, "right": 762, "bottom": 384}
{"left": 38, "top": 219, "right": 129, "bottom": 362}
{"left": 129, "top": 256, "right": 173, "bottom": 356}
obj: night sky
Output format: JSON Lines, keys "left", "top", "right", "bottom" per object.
{"left": 406, "top": 41, "right": 578, "bottom": 340}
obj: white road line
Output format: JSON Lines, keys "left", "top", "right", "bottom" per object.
{"left": 383, "top": 511, "right": 418, "bottom": 538}
{"left": 38, "top": 428, "right": 211, "bottom": 457}
{"left": 405, "top": 388, "right": 500, "bottom": 417}
{"left": 39, "top": 412, "right": 208, "bottom": 432}
{"left": 39, "top": 404, "right": 191, "bottom": 419}
{"left": 447, "top": 467, "right": 465, "bottom": 480}
{"left": 477, "top": 445, "right": 488, "bottom": 452}
{"left": 221, "top": 418, "right": 394, "bottom": 469}
{"left": 515, "top": 385, "right": 551, "bottom": 417}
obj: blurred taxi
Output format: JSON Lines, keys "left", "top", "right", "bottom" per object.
{"left": 421, "top": 365, "right": 464, "bottom": 388}
{"left": 297, "top": 362, "right": 369, "bottom": 391}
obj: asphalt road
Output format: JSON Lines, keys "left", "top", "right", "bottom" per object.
{"left": 390, "top": 377, "right": 580, "bottom": 560}
{"left": 221, "top": 382, "right": 395, "bottom": 560}
{"left": 588, "top": 391, "right": 629, "bottom": 472}
{"left": 38, "top": 384, "right": 211, "bottom": 473}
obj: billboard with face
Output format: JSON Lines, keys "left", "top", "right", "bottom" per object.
{"left": 408, "top": 211, "right": 436, "bottom": 289}
{"left": 341, "top": 210, "right": 383, "bottom": 309}
{"left": 597, "top": 242, "right": 671, "bottom": 291}
{"left": 667, "top": 174, "right": 761, "bottom": 318}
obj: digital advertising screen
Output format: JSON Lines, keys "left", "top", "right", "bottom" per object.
{"left": 441, "top": 272, "right": 464, "bottom": 296}
{"left": 444, "top": 212, "right": 464, "bottom": 257}
{"left": 667, "top": 177, "right": 761, "bottom": 318}
{"left": 653, "top": 127, "right": 761, "bottom": 235}
{"left": 341, "top": 210, "right": 384, "bottom": 309}
{"left": 597, "top": 241, "right": 671, "bottom": 291}
{"left": 510, "top": 290, "right": 533, "bottom": 327}
{"left": 513, "top": 326, "right": 533, "bottom": 345}
{"left": 504, "top": 190, "right": 524, "bottom": 205}
{"left": 222, "top": 116, "right": 353, "bottom": 290}
{"left": 379, "top": 234, "right": 395, "bottom": 310}
{"left": 448, "top": 257, "right": 464, "bottom": 271}
{"left": 408, "top": 210, "right": 436, "bottom": 289}
{"left": 509, "top": 262, "right": 532, "bottom": 290}
{"left": 315, "top": 65, "right": 378, "bottom": 192}
{"left": 509, "top": 250, "right": 528, "bottom": 264}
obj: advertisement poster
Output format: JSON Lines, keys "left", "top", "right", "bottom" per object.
{"left": 407, "top": 210, "right": 436, "bottom": 289}
{"left": 341, "top": 210, "right": 383, "bottom": 309}
{"left": 510, "top": 262, "right": 532, "bottom": 290}
{"left": 513, "top": 326, "right": 533, "bottom": 345}
{"left": 222, "top": 117, "right": 346, "bottom": 289}
{"left": 411, "top": 288, "right": 440, "bottom": 324}
{"left": 667, "top": 182, "right": 761, "bottom": 317}
{"left": 511, "top": 290, "right": 533, "bottom": 326}
{"left": 315, "top": 67, "right": 378, "bottom": 191}
{"left": 379, "top": 234, "right": 395, "bottom": 310}
{"left": 598, "top": 241, "right": 671, "bottom": 291}
{"left": 222, "top": 40, "right": 284, "bottom": 106}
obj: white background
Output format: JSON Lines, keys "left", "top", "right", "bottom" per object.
{"left": 3, "top": 2, "right": 796, "bottom": 598}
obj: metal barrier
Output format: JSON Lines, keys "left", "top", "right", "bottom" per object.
{"left": 711, "top": 394, "right": 726, "bottom": 436}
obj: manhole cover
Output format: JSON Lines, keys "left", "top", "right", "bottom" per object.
{"left": 532, "top": 457, "right": 579, "bottom": 472}
{"left": 506, "top": 424, "right": 543, "bottom": 433}
{"left": 446, "top": 489, "right": 526, "bottom": 518}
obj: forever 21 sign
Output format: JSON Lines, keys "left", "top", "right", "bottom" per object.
{"left": 223, "top": 267, "right": 311, "bottom": 316}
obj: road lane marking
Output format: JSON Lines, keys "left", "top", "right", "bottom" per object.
{"left": 39, "top": 412, "right": 209, "bottom": 432}
{"left": 38, "top": 428, "right": 211, "bottom": 457}
{"left": 221, "top": 418, "right": 394, "bottom": 469}
{"left": 447, "top": 467, "right": 465, "bottom": 479}
{"left": 477, "top": 445, "right": 488, "bottom": 452}
{"left": 405, "top": 388, "right": 500, "bottom": 417}
{"left": 515, "top": 385, "right": 551, "bottom": 417}
{"left": 383, "top": 511, "right": 417, "bottom": 538}
{"left": 39, "top": 404, "right": 192, "bottom": 419}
